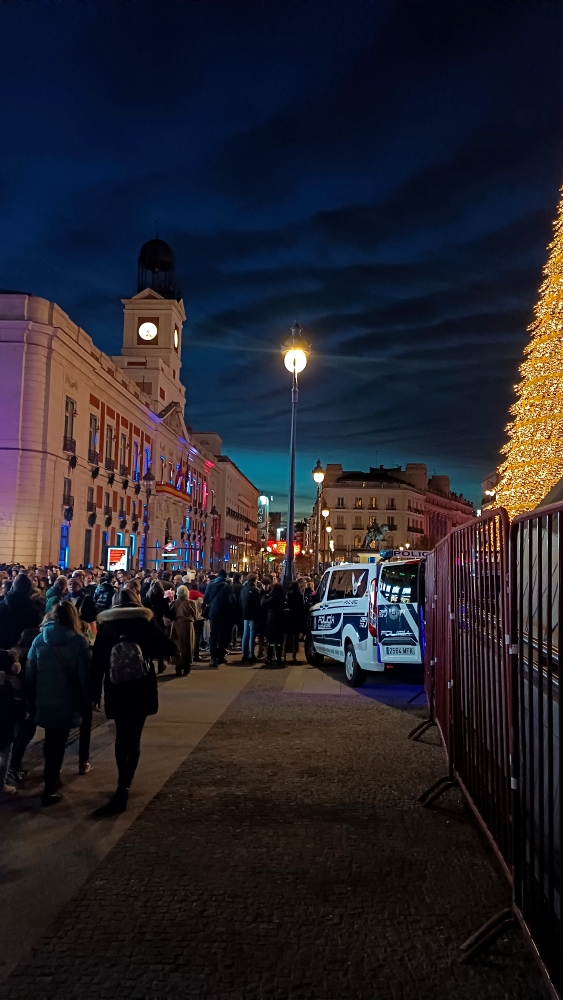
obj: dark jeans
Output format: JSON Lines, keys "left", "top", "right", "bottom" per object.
{"left": 266, "top": 641, "right": 284, "bottom": 664}
{"left": 44, "top": 728, "right": 70, "bottom": 795}
{"left": 209, "top": 619, "right": 229, "bottom": 664}
{"left": 193, "top": 618, "right": 204, "bottom": 659}
{"left": 114, "top": 714, "right": 146, "bottom": 791}
{"left": 286, "top": 632, "right": 300, "bottom": 659}
{"left": 79, "top": 703, "right": 92, "bottom": 765}
{"left": 10, "top": 717, "right": 37, "bottom": 774}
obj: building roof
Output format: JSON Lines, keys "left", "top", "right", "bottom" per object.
{"left": 333, "top": 468, "right": 418, "bottom": 488}
{"left": 216, "top": 454, "right": 259, "bottom": 494}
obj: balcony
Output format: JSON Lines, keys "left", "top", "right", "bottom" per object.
{"left": 103, "top": 505, "right": 113, "bottom": 518}
{"left": 408, "top": 524, "right": 425, "bottom": 534}
{"left": 88, "top": 449, "right": 99, "bottom": 465}
{"left": 387, "top": 520, "right": 397, "bottom": 532}
{"left": 119, "top": 464, "right": 129, "bottom": 477}
{"left": 104, "top": 457, "right": 115, "bottom": 472}
{"left": 63, "top": 436, "right": 76, "bottom": 454}
{"left": 62, "top": 494, "right": 74, "bottom": 509}
{"left": 386, "top": 502, "right": 396, "bottom": 511}
{"left": 86, "top": 500, "right": 96, "bottom": 513}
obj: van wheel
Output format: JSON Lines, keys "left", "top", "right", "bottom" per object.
{"left": 305, "top": 633, "right": 324, "bottom": 667}
{"left": 344, "top": 644, "right": 367, "bottom": 687}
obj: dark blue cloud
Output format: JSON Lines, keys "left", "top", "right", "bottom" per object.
{"left": 1, "top": 0, "right": 563, "bottom": 514}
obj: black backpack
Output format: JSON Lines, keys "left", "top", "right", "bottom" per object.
{"left": 109, "top": 635, "right": 148, "bottom": 685}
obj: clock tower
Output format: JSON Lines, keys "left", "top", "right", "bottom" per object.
{"left": 112, "top": 239, "right": 186, "bottom": 411}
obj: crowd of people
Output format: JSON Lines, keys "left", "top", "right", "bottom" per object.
{"left": 0, "top": 563, "right": 316, "bottom": 814}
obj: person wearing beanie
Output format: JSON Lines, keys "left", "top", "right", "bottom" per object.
{"left": 0, "top": 574, "right": 42, "bottom": 649}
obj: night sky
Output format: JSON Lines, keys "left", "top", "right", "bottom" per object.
{"left": 2, "top": 1, "right": 563, "bottom": 516}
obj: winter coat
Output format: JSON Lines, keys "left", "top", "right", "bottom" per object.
{"left": 92, "top": 605, "right": 177, "bottom": 720}
{"left": 231, "top": 582, "right": 243, "bottom": 626}
{"left": 0, "top": 673, "right": 18, "bottom": 749}
{"left": 286, "top": 589, "right": 305, "bottom": 635}
{"left": 142, "top": 592, "right": 170, "bottom": 631}
{"left": 62, "top": 591, "right": 98, "bottom": 624}
{"left": 94, "top": 581, "right": 115, "bottom": 612}
{"left": 45, "top": 586, "right": 64, "bottom": 613}
{"left": 26, "top": 622, "right": 91, "bottom": 730}
{"left": 203, "top": 578, "right": 235, "bottom": 622}
{"left": 240, "top": 582, "right": 261, "bottom": 622}
{"left": 0, "top": 590, "right": 42, "bottom": 649}
{"left": 169, "top": 598, "right": 198, "bottom": 665}
{"left": 261, "top": 591, "right": 287, "bottom": 643}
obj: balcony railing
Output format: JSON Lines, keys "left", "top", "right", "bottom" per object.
{"left": 86, "top": 500, "right": 96, "bottom": 513}
{"left": 63, "top": 436, "right": 76, "bottom": 454}
{"left": 119, "top": 464, "right": 129, "bottom": 477}
{"left": 387, "top": 520, "right": 397, "bottom": 532}
{"left": 105, "top": 457, "right": 115, "bottom": 472}
{"left": 386, "top": 502, "right": 396, "bottom": 510}
{"left": 103, "top": 505, "right": 113, "bottom": 517}
{"left": 62, "top": 494, "right": 74, "bottom": 508}
{"left": 88, "top": 449, "right": 99, "bottom": 465}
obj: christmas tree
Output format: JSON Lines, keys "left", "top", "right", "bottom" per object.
{"left": 497, "top": 186, "right": 563, "bottom": 518}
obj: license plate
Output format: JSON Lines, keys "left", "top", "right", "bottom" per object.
{"left": 388, "top": 646, "right": 416, "bottom": 657}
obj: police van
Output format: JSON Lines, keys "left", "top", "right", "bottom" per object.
{"left": 305, "top": 559, "right": 425, "bottom": 686}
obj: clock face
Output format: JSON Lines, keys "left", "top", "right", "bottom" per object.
{"left": 138, "top": 321, "right": 158, "bottom": 342}
{"left": 174, "top": 328, "right": 179, "bottom": 349}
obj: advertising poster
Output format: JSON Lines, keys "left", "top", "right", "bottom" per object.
{"left": 107, "top": 546, "right": 128, "bottom": 572}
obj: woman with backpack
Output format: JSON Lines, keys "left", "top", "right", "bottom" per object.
{"left": 26, "top": 601, "right": 91, "bottom": 807}
{"left": 92, "top": 589, "right": 177, "bottom": 813}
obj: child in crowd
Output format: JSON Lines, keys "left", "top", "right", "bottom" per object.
{"left": 0, "top": 648, "right": 22, "bottom": 797}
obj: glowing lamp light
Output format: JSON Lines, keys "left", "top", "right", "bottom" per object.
{"left": 281, "top": 322, "right": 310, "bottom": 375}
{"left": 312, "top": 459, "right": 325, "bottom": 484}
{"left": 325, "top": 522, "right": 332, "bottom": 534}
{"left": 321, "top": 502, "right": 330, "bottom": 518}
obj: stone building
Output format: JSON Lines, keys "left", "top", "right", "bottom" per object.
{"left": 0, "top": 240, "right": 254, "bottom": 572}
{"left": 315, "top": 463, "right": 474, "bottom": 561}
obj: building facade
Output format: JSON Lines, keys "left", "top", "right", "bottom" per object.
{"left": 314, "top": 463, "right": 474, "bottom": 561}
{"left": 191, "top": 434, "right": 259, "bottom": 571}
{"left": 0, "top": 246, "right": 257, "bottom": 572}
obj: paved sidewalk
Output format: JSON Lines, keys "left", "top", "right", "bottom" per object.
{"left": 1, "top": 662, "right": 548, "bottom": 1000}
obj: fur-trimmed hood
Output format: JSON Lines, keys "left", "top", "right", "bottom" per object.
{"left": 97, "top": 605, "right": 153, "bottom": 624}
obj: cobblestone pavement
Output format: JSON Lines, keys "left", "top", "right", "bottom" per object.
{"left": 1, "top": 665, "right": 548, "bottom": 1000}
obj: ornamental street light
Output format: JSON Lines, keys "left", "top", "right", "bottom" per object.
{"left": 142, "top": 467, "right": 155, "bottom": 569}
{"left": 244, "top": 523, "right": 250, "bottom": 568}
{"left": 320, "top": 500, "right": 330, "bottom": 568}
{"left": 312, "top": 459, "right": 325, "bottom": 578}
{"left": 281, "top": 322, "right": 310, "bottom": 588}
{"left": 210, "top": 504, "right": 218, "bottom": 570}
{"left": 260, "top": 532, "right": 266, "bottom": 574}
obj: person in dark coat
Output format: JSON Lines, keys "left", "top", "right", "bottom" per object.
{"left": 0, "top": 649, "right": 21, "bottom": 797}
{"left": 92, "top": 590, "right": 177, "bottom": 812}
{"left": 94, "top": 574, "right": 115, "bottom": 613}
{"left": 229, "top": 573, "right": 243, "bottom": 649}
{"left": 285, "top": 581, "right": 305, "bottom": 664}
{"left": 261, "top": 582, "right": 287, "bottom": 666}
{"left": 142, "top": 580, "right": 171, "bottom": 674}
{"left": 7, "top": 627, "right": 40, "bottom": 785}
{"left": 0, "top": 574, "right": 42, "bottom": 649}
{"left": 240, "top": 574, "right": 261, "bottom": 663}
{"left": 202, "top": 569, "right": 234, "bottom": 667}
{"left": 26, "top": 601, "right": 91, "bottom": 806}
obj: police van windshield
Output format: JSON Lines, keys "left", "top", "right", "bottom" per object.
{"left": 315, "top": 572, "right": 330, "bottom": 603}
{"left": 379, "top": 563, "right": 419, "bottom": 604}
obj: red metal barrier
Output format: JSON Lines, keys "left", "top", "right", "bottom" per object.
{"left": 511, "top": 502, "right": 563, "bottom": 999}
{"left": 450, "top": 509, "right": 512, "bottom": 879}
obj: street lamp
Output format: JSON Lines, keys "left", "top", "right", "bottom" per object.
{"left": 281, "top": 322, "right": 310, "bottom": 588}
{"left": 210, "top": 504, "right": 218, "bottom": 570}
{"left": 321, "top": 500, "right": 330, "bottom": 568}
{"left": 260, "top": 532, "right": 266, "bottom": 574}
{"left": 325, "top": 520, "right": 332, "bottom": 565}
{"left": 312, "top": 459, "right": 325, "bottom": 578}
{"left": 142, "top": 467, "right": 155, "bottom": 569}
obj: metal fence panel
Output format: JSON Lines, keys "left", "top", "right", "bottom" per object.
{"left": 511, "top": 503, "right": 562, "bottom": 996}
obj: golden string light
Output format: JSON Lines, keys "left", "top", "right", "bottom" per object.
{"left": 497, "top": 185, "right": 563, "bottom": 518}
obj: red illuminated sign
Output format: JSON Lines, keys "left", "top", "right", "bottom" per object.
{"left": 266, "top": 540, "right": 301, "bottom": 556}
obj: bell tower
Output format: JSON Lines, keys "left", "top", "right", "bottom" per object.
{"left": 112, "top": 239, "right": 186, "bottom": 411}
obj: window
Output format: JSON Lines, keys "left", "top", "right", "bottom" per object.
{"left": 327, "top": 568, "right": 368, "bottom": 599}
{"left": 132, "top": 501, "right": 137, "bottom": 518}
{"left": 386, "top": 498, "right": 396, "bottom": 510}
{"left": 132, "top": 441, "right": 139, "bottom": 481}
{"left": 369, "top": 497, "right": 377, "bottom": 509}
{"left": 63, "top": 477, "right": 72, "bottom": 505}
{"left": 101, "top": 531, "right": 109, "bottom": 570}
{"left": 64, "top": 397, "right": 74, "bottom": 445}
{"left": 116, "top": 531, "right": 124, "bottom": 546}
{"left": 159, "top": 387, "right": 166, "bottom": 401}
{"left": 316, "top": 572, "right": 330, "bottom": 603}
{"left": 336, "top": 533, "right": 344, "bottom": 547}
{"left": 105, "top": 425, "right": 113, "bottom": 461}
{"left": 88, "top": 414, "right": 98, "bottom": 456}
{"left": 59, "top": 524, "right": 69, "bottom": 568}
{"left": 119, "top": 496, "right": 125, "bottom": 516}
{"left": 354, "top": 497, "right": 363, "bottom": 509}
{"left": 336, "top": 497, "right": 345, "bottom": 508}
{"left": 379, "top": 563, "right": 419, "bottom": 605}
{"left": 104, "top": 491, "right": 110, "bottom": 514}
{"left": 336, "top": 515, "right": 345, "bottom": 528}
{"left": 387, "top": 518, "right": 397, "bottom": 531}
{"left": 144, "top": 446, "right": 151, "bottom": 474}
{"left": 368, "top": 515, "right": 378, "bottom": 527}
{"left": 119, "top": 433, "right": 127, "bottom": 473}
{"left": 354, "top": 535, "right": 362, "bottom": 548}
{"left": 83, "top": 529, "right": 92, "bottom": 568}
{"left": 354, "top": 516, "right": 363, "bottom": 529}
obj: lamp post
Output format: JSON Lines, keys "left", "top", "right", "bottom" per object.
{"left": 260, "top": 532, "right": 266, "bottom": 574}
{"left": 321, "top": 499, "right": 330, "bottom": 568}
{"left": 142, "top": 467, "right": 155, "bottom": 569}
{"left": 325, "top": 520, "right": 332, "bottom": 566}
{"left": 210, "top": 504, "right": 218, "bottom": 571}
{"left": 281, "top": 322, "right": 309, "bottom": 588}
{"left": 312, "top": 459, "right": 325, "bottom": 578}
